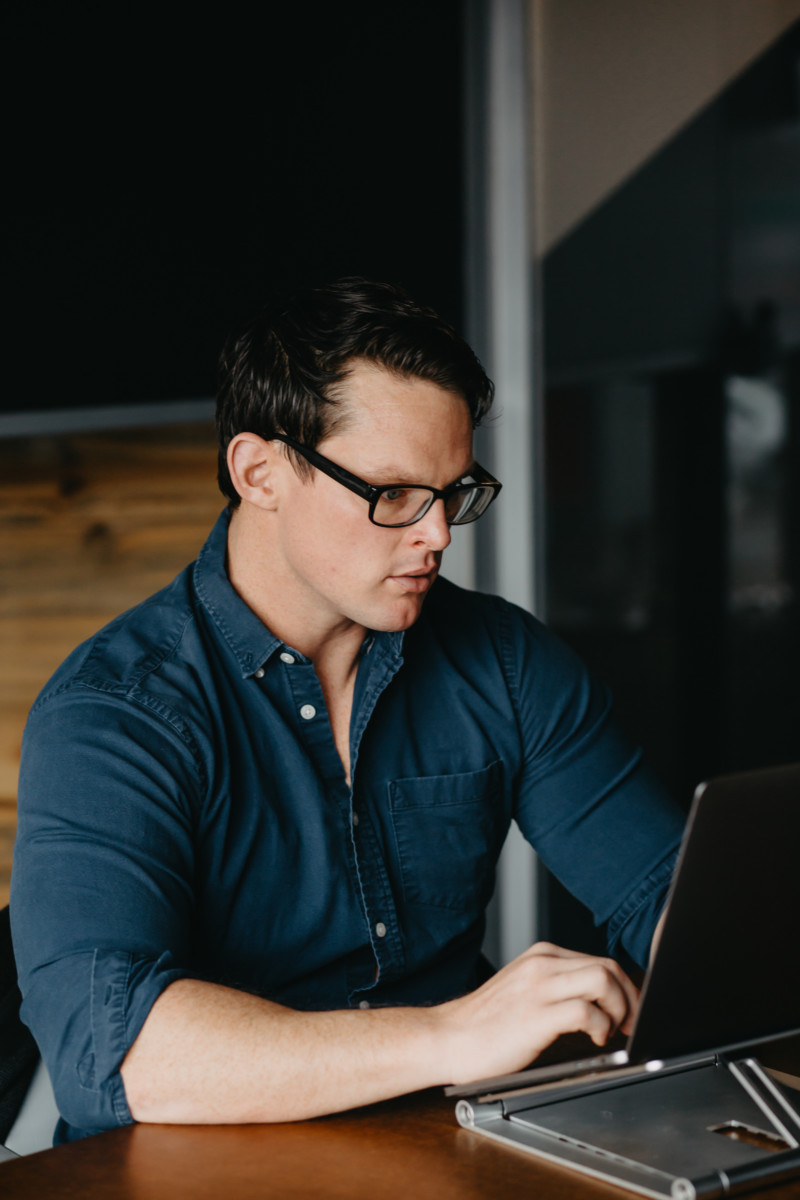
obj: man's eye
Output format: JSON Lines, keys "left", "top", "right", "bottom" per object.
{"left": 383, "top": 488, "right": 408, "bottom": 502}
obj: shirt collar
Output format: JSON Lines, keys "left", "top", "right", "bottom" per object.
{"left": 193, "top": 509, "right": 405, "bottom": 678}
{"left": 193, "top": 510, "right": 282, "bottom": 678}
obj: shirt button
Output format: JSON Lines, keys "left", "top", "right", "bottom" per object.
{"left": 299, "top": 704, "right": 316, "bottom": 720}
{"left": 254, "top": 668, "right": 265, "bottom": 679}
{"left": 280, "top": 652, "right": 295, "bottom": 664}
{"left": 352, "top": 811, "right": 360, "bottom": 826}
{"left": 358, "top": 999, "right": 370, "bottom": 1009}
{"left": 375, "top": 921, "right": 387, "bottom": 939}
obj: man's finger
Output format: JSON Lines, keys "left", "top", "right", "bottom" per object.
{"left": 538, "top": 962, "right": 635, "bottom": 1034}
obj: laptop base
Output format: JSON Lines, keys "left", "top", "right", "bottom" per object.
{"left": 455, "top": 1053, "right": 800, "bottom": 1199}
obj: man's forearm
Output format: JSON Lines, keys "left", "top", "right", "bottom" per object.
{"left": 121, "top": 942, "right": 641, "bottom": 1125}
{"left": 121, "top": 978, "right": 445, "bottom": 1124}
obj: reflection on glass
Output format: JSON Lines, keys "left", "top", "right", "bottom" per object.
{"left": 546, "top": 378, "right": 655, "bottom": 632}
{"left": 725, "top": 371, "right": 790, "bottom": 614}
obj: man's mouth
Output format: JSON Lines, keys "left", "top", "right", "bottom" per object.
{"left": 390, "top": 566, "right": 438, "bottom": 593}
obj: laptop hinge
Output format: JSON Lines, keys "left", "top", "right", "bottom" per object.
{"left": 464, "top": 1053, "right": 718, "bottom": 1116}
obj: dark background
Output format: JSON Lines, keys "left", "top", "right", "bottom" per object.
{"left": 6, "top": 2, "right": 464, "bottom": 413}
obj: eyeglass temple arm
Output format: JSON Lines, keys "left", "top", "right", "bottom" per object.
{"left": 272, "top": 434, "right": 380, "bottom": 503}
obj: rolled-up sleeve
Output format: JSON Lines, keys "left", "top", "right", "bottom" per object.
{"left": 504, "top": 605, "right": 686, "bottom": 966}
{"left": 11, "top": 685, "right": 200, "bottom": 1136}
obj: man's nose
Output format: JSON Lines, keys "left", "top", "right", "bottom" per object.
{"left": 410, "top": 498, "right": 451, "bottom": 551}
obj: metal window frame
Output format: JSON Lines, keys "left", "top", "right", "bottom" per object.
{"left": 463, "top": 0, "right": 545, "bottom": 965}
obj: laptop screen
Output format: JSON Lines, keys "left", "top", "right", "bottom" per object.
{"left": 627, "top": 762, "right": 800, "bottom": 1064}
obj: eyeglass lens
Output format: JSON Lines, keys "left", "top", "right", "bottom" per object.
{"left": 372, "top": 485, "right": 494, "bottom": 528}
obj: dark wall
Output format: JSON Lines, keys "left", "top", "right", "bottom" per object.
{"left": 544, "top": 23, "right": 800, "bottom": 378}
{"left": 544, "top": 105, "right": 726, "bottom": 376}
{"left": 8, "top": 3, "right": 463, "bottom": 414}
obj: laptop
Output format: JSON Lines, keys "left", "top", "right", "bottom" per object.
{"left": 448, "top": 761, "right": 800, "bottom": 1100}
{"left": 446, "top": 763, "right": 800, "bottom": 1198}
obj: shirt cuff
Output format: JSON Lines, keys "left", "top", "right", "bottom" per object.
{"left": 605, "top": 852, "right": 677, "bottom": 966}
{"left": 22, "top": 947, "right": 188, "bottom": 1137}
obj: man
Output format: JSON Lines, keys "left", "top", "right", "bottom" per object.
{"left": 11, "top": 279, "right": 684, "bottom": 1142}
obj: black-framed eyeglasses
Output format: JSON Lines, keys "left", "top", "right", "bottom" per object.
{"left": 273, "top": 434, "right": 502, "bottom": 528}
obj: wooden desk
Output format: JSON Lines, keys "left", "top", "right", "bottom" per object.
{"left": 2, "top": 1088, "right": 799, "bottom": 1200}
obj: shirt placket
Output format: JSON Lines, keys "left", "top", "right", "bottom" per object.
{"left": 280, "top": 649, "right": 344, "bottom": 785}
{"left": 275, "top": 640, "right": 406, "bottom": 1002}
{"left": 346, "top": 638, "right": 407, "bottom": 1002}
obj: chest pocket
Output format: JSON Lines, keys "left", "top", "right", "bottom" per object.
{"left": 389, "top": 760, "right": 506, "bottom": 911}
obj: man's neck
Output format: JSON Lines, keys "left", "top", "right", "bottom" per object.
{"left": 226, "top": 504, "right": 365, "bottom": 786}
{"left": 225, "top": 504, "right": 367, "bottom": 674}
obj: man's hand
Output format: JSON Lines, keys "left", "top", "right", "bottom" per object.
{"left": 433, "top": 942, "right": 640, "bottom": 1086}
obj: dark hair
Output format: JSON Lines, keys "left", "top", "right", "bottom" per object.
{"left": 215, "top": 277, "right": 494, "bottom": 505}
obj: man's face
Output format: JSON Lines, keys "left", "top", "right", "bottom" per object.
{"left": 272, "top": 359, "right": 475, "bottom": 637}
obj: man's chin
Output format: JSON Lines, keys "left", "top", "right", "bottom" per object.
{"left": 371, "top": 594, "right": 430, "bottom": 634}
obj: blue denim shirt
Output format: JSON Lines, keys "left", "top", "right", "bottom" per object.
{"left": 11, "top": 511, "right": 684, "bottom": 1141}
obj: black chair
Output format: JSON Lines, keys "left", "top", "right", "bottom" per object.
{"left": 0, "top": 905, "right": 38, "bottom": 1148}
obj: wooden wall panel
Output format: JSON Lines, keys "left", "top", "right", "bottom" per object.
{"left": 0, "top": 423, "right": 223, "bottom": 906}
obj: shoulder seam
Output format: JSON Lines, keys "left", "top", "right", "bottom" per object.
{"left": 27, "top": 670, "right": 209, "bottom": 799}
{"left": 76, "top": 606, "right": 197, "bottom": 691}
{"left": 492, "top": 594, "right": 524, "bottom": 732}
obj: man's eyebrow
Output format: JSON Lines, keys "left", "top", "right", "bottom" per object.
{"left": 366, "top": 461, "right": 477, "bottom": 486}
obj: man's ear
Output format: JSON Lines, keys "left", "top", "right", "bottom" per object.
{"left": 227, "top": 434, "right": 283, "bottom": 510}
